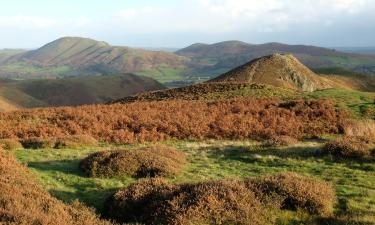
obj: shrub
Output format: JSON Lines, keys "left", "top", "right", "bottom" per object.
{"left": 103, "top": 178, "right": 267, "bottom": 225}
{"left": 0, "top": 138, "right": 23, "bottom": 150}
{"left": 263, "top": 135, "right": 298, "bottom": 147}
{"left": 246, "top": 172, "right": 336, "bottom": 216}
{"left": 55, "top": 135, "right": 98, "bottom": 149}
{"left": 0, "top": 149, "right": 112, "bottom": 225}
{"left": 80, "top": 146, "right": 187, "bottom": 178}
{"left": 322, "top": 136, "right": 373, "bottom": 159}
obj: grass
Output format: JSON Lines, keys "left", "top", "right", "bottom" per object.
{"left": 306, "top": 89, "right": 375, "bottom": 119}
{"left": 14, "top": 139, "right": 375, "bottom": 224}
{"left": 135, "top": 66, "right": 186, "bottom": 83}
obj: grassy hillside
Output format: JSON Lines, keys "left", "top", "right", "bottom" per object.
{"left": 113, "top": 82, "right": 375, "bottom": 119}
{"left": 2, "top": 38, "right": 375, "bottom": 83}
{"left": 0, "top": 37, "right": 189, "bottom": 82}
{"left": 14, "top": 139, "right": 375, "bottom": 224}
{"left": 0, "top": 74, "right": 165, "bottom": 110}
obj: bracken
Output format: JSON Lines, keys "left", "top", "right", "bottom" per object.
{"left": 0, "top": 98, "right": 347, "bottom": 144}
{"left": 0, "top": 149, "right": 112, "bottom": 225}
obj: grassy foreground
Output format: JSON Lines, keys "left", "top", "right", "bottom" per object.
{"left": 14, "top": 140, "right": 375, "bottom": 224}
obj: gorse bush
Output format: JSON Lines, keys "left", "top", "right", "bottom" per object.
{"left": 80, "top": 146, "right": 187, "bottom": 178}
{"left": 322, "top": 136, "right": 373, "bottom": 159}
{"left": 246, "top": 172, "right": 336, "bottom": 217}
{"left": 0, "top": 98, "right": 347, "bottom": 144}
{"left": 104, "top": 173, "right": 336, "bottom": 224}
{"left": 0, "top": 149, "right": 111, "bottom": 225}
{"left": 104, "top": 178, "right": 267, "bottom": 225}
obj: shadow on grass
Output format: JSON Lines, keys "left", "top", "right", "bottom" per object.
{"left": 27, "top": 159, "right": 84, "bottom": 177}
{"left": 49, "top": 186, "right": 118, "bottom": 213}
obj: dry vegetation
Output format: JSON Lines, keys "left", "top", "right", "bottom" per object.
{"left": 0, "top": 149, "right": 111, "bottom": 225}
{"left": 21, "top": 135, "right": 98, "bottom": 149}
{"left": 344, "top": 119, "right": 375, "bottom": 139}
{"left": 104, "top": 173, "right": 335, "bottom": 224}
{"left": 0, "top": 98, "right": 347, "bottom": 144}
{"left": 80, "top": 146, "right": 187, "bottom": 178}
{"left": 322, "top": 136, "right": 374, "bottom": 159}
{"left": 0, "top": 138, "right": 23, "bottom": 150}
{"left": 246, "top": 173, "right": 336, "bottom": 217}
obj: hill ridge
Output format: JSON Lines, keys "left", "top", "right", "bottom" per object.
{"left": 210, "top": 53, "right": 332, "bottom": 92}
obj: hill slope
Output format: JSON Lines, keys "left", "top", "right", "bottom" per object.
{"left": 177, "top": 41, "right": 375, "bottom": 78}
{"left": 0, "top": 74, "right": 165, "bottom": 110}
{"left": 0, "top": 37, "right": 190, "bottom": 80}
{"left": 210, "top": 54, "right": 331, "bottom": 92}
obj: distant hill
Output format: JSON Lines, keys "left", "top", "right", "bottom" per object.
{"left": 0, "top": 37, "right": 189, "bottom": 81}
{"left": 177, "top": 41, "right": 375, "bottom": 78}
{"left": 1, "top": 38, "right": 375, "bottom": 83}
{"left": 0, "top": 74, "right": 165, "bottom": 111}
{"left": 210, "top": 54, "right": 331, "bottom": 92}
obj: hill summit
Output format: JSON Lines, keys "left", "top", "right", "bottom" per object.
{"left": 210, "top": 53, "right": 332, "bottom": 92}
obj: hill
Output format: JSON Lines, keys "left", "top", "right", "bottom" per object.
{"left": 2, "top": 38, "right": 375, "bottom": 84}
{"left": 0, "top": 37, "right": 190, "bottom": 81}
{"left": 210, "top": 54, "right": 331, "bottom": 92}
{"left": 177, "top": 41, "right": 375, "bottom": 78}
{"left": 0, "top": 74, "right": 165, "bottom": 110}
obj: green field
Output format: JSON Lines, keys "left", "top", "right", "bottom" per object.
{"left": 14, "top": 139, "right": 375, "bottom": 224}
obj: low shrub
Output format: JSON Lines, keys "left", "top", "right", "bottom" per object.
{"left": 0, "top": 138, "right": 23, "bottom": 150}
{"left": 322, "top": 136, "right": 373, "bottom": 159}
{"left": 263, "top": 135, "right": 298, "bottom": 147}
{"left": 55, "top": 135, "right": 98, "bottom": 149}
{"left": 246, "top": 172, "right": 336, "bottom": 216}
{"left": 0, "top": 149, "right": 111, "bottom": 225}
{"left": 103, "top": 178, "right": 267, "bottom": 225}
{"left": 80, "top": 146, "right": 187, "bottom": 178}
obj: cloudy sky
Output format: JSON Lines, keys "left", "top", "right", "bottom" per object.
{"left": 0, "top": 0, "right": 374, "bottom": 48}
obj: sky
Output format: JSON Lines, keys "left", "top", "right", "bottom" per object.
{"left": 0, "top": 0, "right": 374, "bottom": 48}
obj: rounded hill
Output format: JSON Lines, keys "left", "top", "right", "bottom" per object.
{"left": 210, "top": 53, "right": 332, "bottom": 92}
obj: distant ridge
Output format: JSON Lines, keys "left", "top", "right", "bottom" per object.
{"left": 0, "top": 37, "right": 190, "bottom": 79}
{"left": 210, "top": 54, "right": 331, "bottom": 92}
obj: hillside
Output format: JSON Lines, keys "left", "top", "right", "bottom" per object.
{"left": 177, "top": 41, "right": 375, "bottom": 78}
{"left": 0, "top": 37, "right": 190, "bottom": 81}
{"left": 0, "top": 74, "right": 165, "bottom": 110}
{"left": 210, "top": 54, "right": 331, "bottom": 92}
{"left": 2, "top": 38, "right": 375, "bottom": 84}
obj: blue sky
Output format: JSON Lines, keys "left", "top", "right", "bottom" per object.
{"left": 0, "top": 0, "right": 374, "bottom": 48}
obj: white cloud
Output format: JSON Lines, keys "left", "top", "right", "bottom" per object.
{"left": 0, "top": 16, "right": 56, "bottom": 29}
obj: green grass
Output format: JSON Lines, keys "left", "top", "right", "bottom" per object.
{"left": 14, "top": 140, "right": 375, "bottom": 224}
{"left": 305, "top": 89, "right": 375, "bottom": 119}
{"left": 135, "top": 66, "right": 186, "bottom": 83}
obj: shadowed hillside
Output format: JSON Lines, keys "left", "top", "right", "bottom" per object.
{"left": 0, "top": 74, "right": 165, "bottom": 110}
